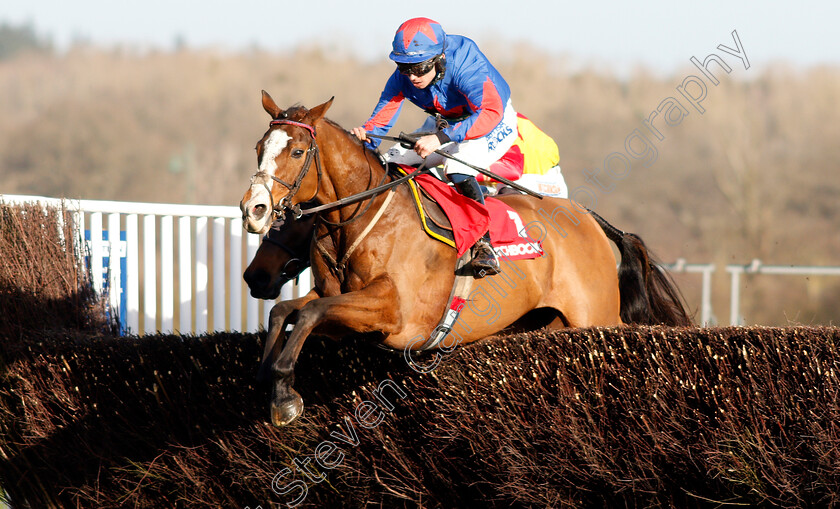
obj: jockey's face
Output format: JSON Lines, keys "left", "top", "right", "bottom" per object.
{"left": 407, "top": 66, "right": 437, "bottom": 89}
{"left": 396, "top": 56, "right": 439, "bottom": 89}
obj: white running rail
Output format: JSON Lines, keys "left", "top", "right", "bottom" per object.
{"left": 1, "top": 194, "right": 312, "bottom": 335}
{"left": 726, "top": 259, "right": 840, "bottom": 325}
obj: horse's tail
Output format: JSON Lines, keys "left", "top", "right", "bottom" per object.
{"left": 589, "top": 210, "right": 693, "bottom": 326}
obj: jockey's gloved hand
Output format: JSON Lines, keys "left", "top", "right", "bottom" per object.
{"left": 398, "top": 131, "right": 442, "bottom": 149}
{"left": 397, "top": 131, "right": 423, "bottom": 149}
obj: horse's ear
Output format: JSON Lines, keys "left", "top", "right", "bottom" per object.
{"left": 305, "top": 96, "right": 334, "bottom": 124}
{"left": 262, "top": 90, "right": 283, "bottom": 119}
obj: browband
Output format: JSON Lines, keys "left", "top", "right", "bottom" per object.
{"left": 269, "top": 119, "right": 316, "bottom": 138}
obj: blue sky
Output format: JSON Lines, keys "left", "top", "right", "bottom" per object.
{"left": 3, "top": 1, "right": 838, "bottom": 74}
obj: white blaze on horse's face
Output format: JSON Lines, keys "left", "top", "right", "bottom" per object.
{"left": 242, "top": 129, "right": 292, "bottom": 234}
{"left": 260, "top": 129, "right": 292, "bottom": 175}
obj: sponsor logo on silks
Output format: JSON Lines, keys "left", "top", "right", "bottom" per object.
{"left": 493, "top": 241, "right": 543, "bottom": 259}
{"left": 487, "top": 122, "right": 514, "bottom": 151}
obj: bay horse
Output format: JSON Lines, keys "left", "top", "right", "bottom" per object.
{"left": 243, "top": 206, "right": 315, "bottom": 300}
{"left": 240, "top": 92, "right": 691, "bottom": 426}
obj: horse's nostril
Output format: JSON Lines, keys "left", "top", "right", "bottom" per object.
{"left": 253, "top": 204, "right": 267, "bottom": 219}
{"left": 244, "top": 268, "right": 268, "bottom": 290}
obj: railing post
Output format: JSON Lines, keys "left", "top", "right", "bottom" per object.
{"left": 263, "top": 296, "right": 273, "bottom": 327}
{"left": 125, "top": 213, "right": 140, "bottom": 334}
{"left": 178, "top": 216, "right": 192, "bottom": 334}
{"left": 195, "top": 217, "right": 209, "bottom": 333}
{"left": 89, "top": 212, "right": 103, "bottom": 295}
{"left": 213, "top": 217, "right": 226, "bottom": 331}
{"left": 729, "top": 266, "right": 742, "bottom": 326}
{"left": 161, "top": 215, "right": 175, "bottom": 333}
{"left": 143, "top": 214, "right": 157, "bottom": 333}
{"left": 297, "top": 269, "right": 313, "bottom": 299}
{"left": 246, "top": 234, "right": 260, "bottom": 332}
{"left": 229, "top": 220, "right": 243, "bottom": 332}
{"left": 661, "top": 259, "right": 715, "bottom": 326}
{"left": 73, "top": 209, "right": 85, "bottom": 274}
{"left": 700, "top": 266, "right": 712, "bottom": 326}
{"left": 107, "top": 213, "right": 121, "bottom": 326}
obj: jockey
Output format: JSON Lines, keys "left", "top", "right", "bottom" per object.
{"left": 486, "top": 113, "right": 569, "bottom": 198}
{"left": 352, "top": 17, "right": 518, "bottom": 276}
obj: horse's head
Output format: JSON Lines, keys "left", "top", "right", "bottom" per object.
{"left": 243, "top": 206, "right": 316, "bottom": 299}
{"left": 240, "top": 91, "right": 334, "bottom": 234}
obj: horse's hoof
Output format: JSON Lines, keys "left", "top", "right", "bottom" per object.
{"left": 270, "top": 393, "right": 304, "bottom": 427}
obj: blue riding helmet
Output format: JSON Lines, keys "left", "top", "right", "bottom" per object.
{"left": 389, "top": 17, "right": 446, "bottom": 64}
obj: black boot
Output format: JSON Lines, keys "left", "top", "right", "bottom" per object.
{"left": 471, "top": 231, "right": 500, "bottom": 277}
{"left": 452, "top": 176, "right": 501, "bottom": 277}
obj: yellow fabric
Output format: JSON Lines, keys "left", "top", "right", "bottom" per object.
{"left": 398, "top": 166, "right": 457, "bottom": 249}
{"left": 515, "top": 116, "right": 560, "bottom": 176}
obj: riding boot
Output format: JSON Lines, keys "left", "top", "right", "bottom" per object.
{"left": 452, "top": 175, "right": 501, "bottom": 276}
{"left": 471, "top": 231, "right": 500, "bottom": 277}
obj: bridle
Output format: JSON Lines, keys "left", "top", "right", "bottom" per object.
{"left": 249, "top": 115, "right": 431, "bottom": 281}
{"left": 251, "top": 118, "right": 431, "bottom": 226}
{"left": 249, "top": 119, "right": 323, "bottom": 224}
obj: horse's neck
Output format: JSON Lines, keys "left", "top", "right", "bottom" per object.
{"left": 317, "top": 126, "right": 391, "bottom": 222}
{"left": 314, "top": 125, "right": 411, "bottom": 259}
{"left": 321, "top": 128, "right": 388, "bottom": 199}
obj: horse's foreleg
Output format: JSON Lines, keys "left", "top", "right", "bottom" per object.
{"left": 269, "top": 278, "right": 400, "bottom": 426}
{"left": 256, "top": 289, "right": 320, "bottom": 382}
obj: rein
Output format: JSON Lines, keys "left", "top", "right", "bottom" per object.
{"left": 294, "top": 164, "right": 429, "bottom": 218}
{"left": 366, "top": 132, "right": 543, "bottom": 199}
{"left": 255, "top": 117, "right": 424, "bottom": 280}
{"left": 258, "top": 118, "right": 431, "bottom": 221}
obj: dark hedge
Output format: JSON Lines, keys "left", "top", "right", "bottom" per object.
{"left": 2, "top": 326, "right": 840, "bottom": 508}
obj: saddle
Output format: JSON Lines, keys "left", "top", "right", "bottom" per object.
{"left": 407, "top": 172, "right": 458, "bottom": 250}
{"left": 388, "top": 163, "right": 544, "bottom": 261}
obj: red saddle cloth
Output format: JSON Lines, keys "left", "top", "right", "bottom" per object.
{"left": 413, "top": 173, "right": 544, "bottom": 260}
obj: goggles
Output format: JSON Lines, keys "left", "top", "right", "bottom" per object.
{"left": 396, "top": 58, "right": 437, "bottom": 77}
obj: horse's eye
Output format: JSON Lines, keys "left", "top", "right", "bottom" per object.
{"left": 291, "top": 149, "right": 305, "bottom": 159}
